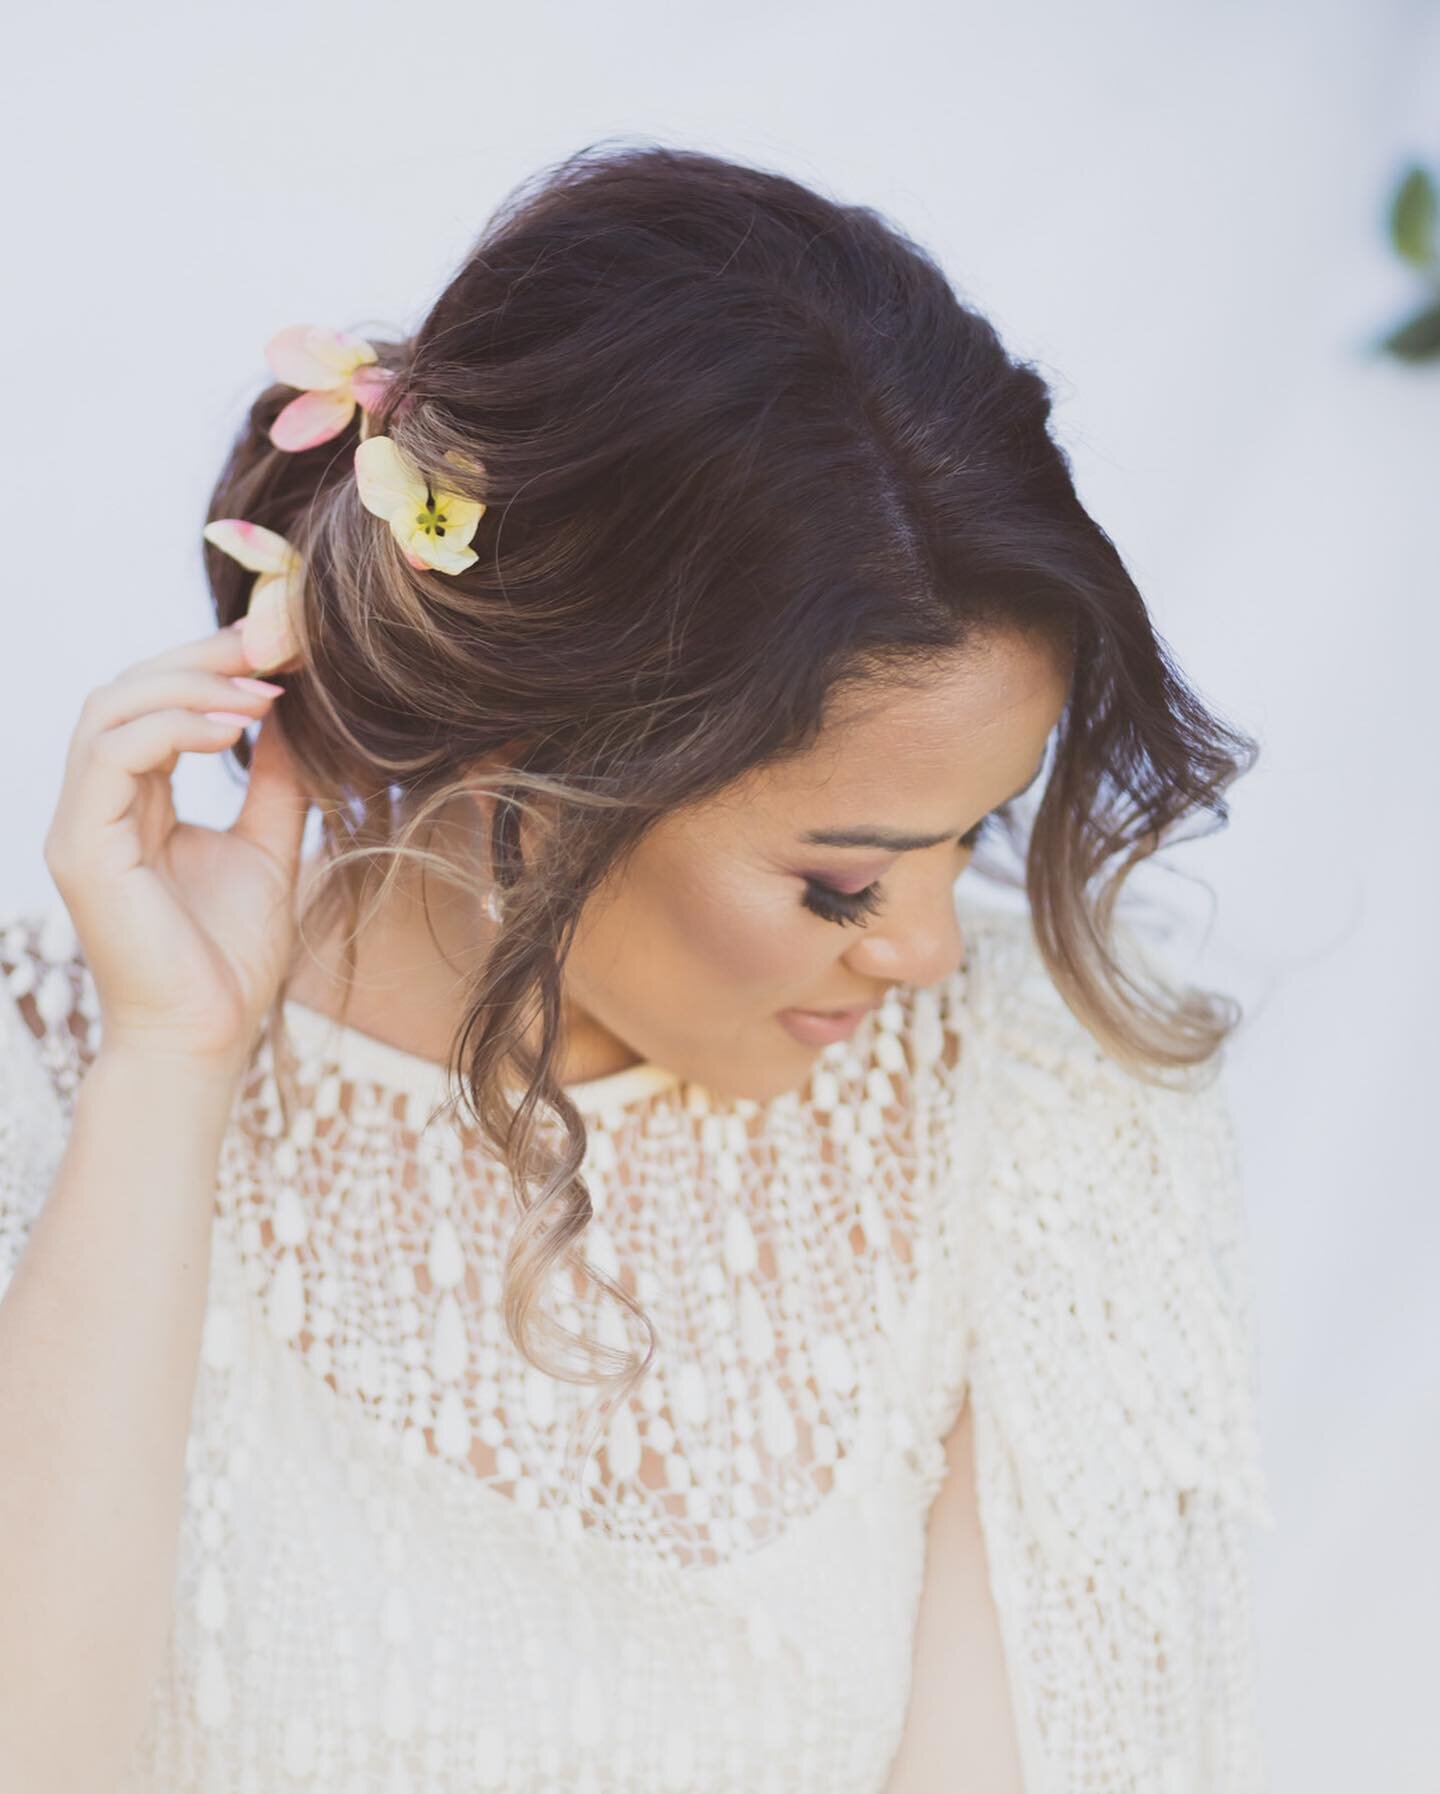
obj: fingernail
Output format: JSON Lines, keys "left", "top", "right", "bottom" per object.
{"left": 205, "top": 710, "right": 253, "bottom": 728}
{"left": 230, "top": 676, "right": 285, "bottom": 697}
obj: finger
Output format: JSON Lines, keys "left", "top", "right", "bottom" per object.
{"left": 230, "top": 703, "right": 310, "bottom": 885}
{"left": 73, "top": 667, "right": 285, "bottom": 740}
{"left": 114, "top": 620, "right": 267, "bottom": 685}
{"left": 53, "top": 709, "right": 248, "bottom": 847}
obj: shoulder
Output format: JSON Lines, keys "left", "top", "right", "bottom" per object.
{"left": 946, "top": 896, "right": 1244, "bottom": 1179}
{"left": 933, "top": 905, "right": 1276, "bottom": 1794}
{"left": 943, "top": 897, "right": 1272, "bottom": 1523}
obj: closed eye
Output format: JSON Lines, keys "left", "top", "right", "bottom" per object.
{"left": 800, "top": 812, "right": 997, "bottom": 927}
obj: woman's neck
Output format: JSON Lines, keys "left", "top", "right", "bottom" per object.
{"left": 284, "top": 851, "right": 643, "bottom": 1083}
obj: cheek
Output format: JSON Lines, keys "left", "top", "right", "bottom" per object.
{"left": 654, "top": 862, "right": 837, "bottom": 995}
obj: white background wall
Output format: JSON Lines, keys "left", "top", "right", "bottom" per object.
{"left": 3, "top": 1, "right": 1436, "bottom": 1786}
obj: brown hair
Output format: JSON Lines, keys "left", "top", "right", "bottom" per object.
{"left": 204, "top": 140, "right": 1257, "bottom": 1456}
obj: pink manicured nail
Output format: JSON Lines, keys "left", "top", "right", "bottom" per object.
{"left": 204, "top": 711, "right": 253, "bottom": 728}
{"left": 230, "top": 676, "right": 285, "bottom": 697}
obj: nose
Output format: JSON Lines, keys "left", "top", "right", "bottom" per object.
{"left": 843, "top": 890, "right": 967, "bottom": 990}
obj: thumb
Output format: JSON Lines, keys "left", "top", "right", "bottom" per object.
{"left": 231, "top": 704, "right": 311, "bottom": 881}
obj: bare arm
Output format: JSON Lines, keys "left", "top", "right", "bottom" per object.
{"left": 0, "top": 1048, "right": 242, "bottom": 1793}
{"left": 882, "top": 1393, "right": 1027, "bottom": 1794}
{"left": 0, "top": 617, "right": 306, "bottom": 1789}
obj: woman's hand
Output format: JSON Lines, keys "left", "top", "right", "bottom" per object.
{"left": 42, "top": 622, "right": 312, "bottom": 1070}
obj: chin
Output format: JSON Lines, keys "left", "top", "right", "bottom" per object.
{"left": 703, "top": 1038, "right": 823, "bottom": 1105}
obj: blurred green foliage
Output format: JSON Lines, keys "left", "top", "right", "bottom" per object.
{"left": 1378, "top": 161, "right": 1440, "bottom": 362}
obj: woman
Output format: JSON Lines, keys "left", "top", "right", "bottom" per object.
{"left": 0, "top": 143, "right": 1274, "bottom": 1792}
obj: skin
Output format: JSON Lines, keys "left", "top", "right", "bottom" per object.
{"left": 287, "top": 629, "right": 1071, "bottom": 1102}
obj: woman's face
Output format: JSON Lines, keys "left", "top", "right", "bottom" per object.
{"left": 546, "top": 630, "right": 1071, "bottom": 1101}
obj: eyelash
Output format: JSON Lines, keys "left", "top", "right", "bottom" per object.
{"left": 801, "top": 814, "right": 997, "bottom": 927}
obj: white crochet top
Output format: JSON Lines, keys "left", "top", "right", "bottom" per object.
{"left": 0, "top": 895, "right": 1274, "bottom": 1794}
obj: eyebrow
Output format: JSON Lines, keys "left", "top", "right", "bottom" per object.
{"left": 798, "top": 753, "right": 1048, "bottom": 853}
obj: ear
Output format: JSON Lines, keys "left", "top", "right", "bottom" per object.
{"left": 462, "top": 742, "right": 549, "bottom": 867}
{"left": 461, "top": 739, "right": 526, "bottom": 821}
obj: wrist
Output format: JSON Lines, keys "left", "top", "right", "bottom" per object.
{"left": 84, "top": 1042, "right": 250, "bottom": 1131}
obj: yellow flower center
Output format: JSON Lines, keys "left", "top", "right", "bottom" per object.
{"left": 414, "top": 492, "right": 450, "bottom": 539}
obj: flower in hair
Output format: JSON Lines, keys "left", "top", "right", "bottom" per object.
{"left": 264, "top": 325, "right": 395, "bottom": 452}
{"left": 353, "top": 434, "right": 485, "bottom": 575}
{"left": 201, "top": 519, "right": 303, "bottom": 673}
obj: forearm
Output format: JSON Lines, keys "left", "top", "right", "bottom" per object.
{"left": 0, "top": 1049, "right": 238, "bottom": 1793}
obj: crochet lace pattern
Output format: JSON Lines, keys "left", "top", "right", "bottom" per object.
{"left": 0, "top": 896, "right": 1273, "bottom": 1793}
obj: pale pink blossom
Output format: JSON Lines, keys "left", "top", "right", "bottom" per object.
{"left": 265, "top": 325, "right": 394, "bottom": 452}
{"left": 202, "top": 519, "right": 304, "bottom": 672}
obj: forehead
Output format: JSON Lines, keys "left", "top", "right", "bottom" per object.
{"left": 726, "top": 633, "right": 1071, "bottom": 822}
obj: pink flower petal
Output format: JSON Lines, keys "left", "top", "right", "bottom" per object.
{"left": 264, "top": 324, "right": 350, "bottom": 391}
{"left": 240, "top": 572, "right": 302, "bottom": 673}
{"left": 305, "top": 327, "right": 378, "bottom": 375}
{"left": 202, "top": 518, "right": 298, "bottom": 576}
{"left": 350, "top": 364, "right": 395, "bottom": 412}
{"left": 270, "top": 387, "right": 357, "bottom": 452}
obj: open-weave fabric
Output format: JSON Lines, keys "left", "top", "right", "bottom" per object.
{"left": 0, "top": 894, "right": 1274, "bottom": 1793}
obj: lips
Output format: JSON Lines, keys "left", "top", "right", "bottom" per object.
{"left": 776, "top": 1001, "right": 883, "bottom": 1048}
{"left": 791, "top": 1001, "right": 881, "bottom": 1019}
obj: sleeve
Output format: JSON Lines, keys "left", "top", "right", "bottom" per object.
{"left": 940, "top": 909, "right": 1276, "bottom": 1793}
{"left": 0, "top": 907, "right": 87, "bottom": 1294}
